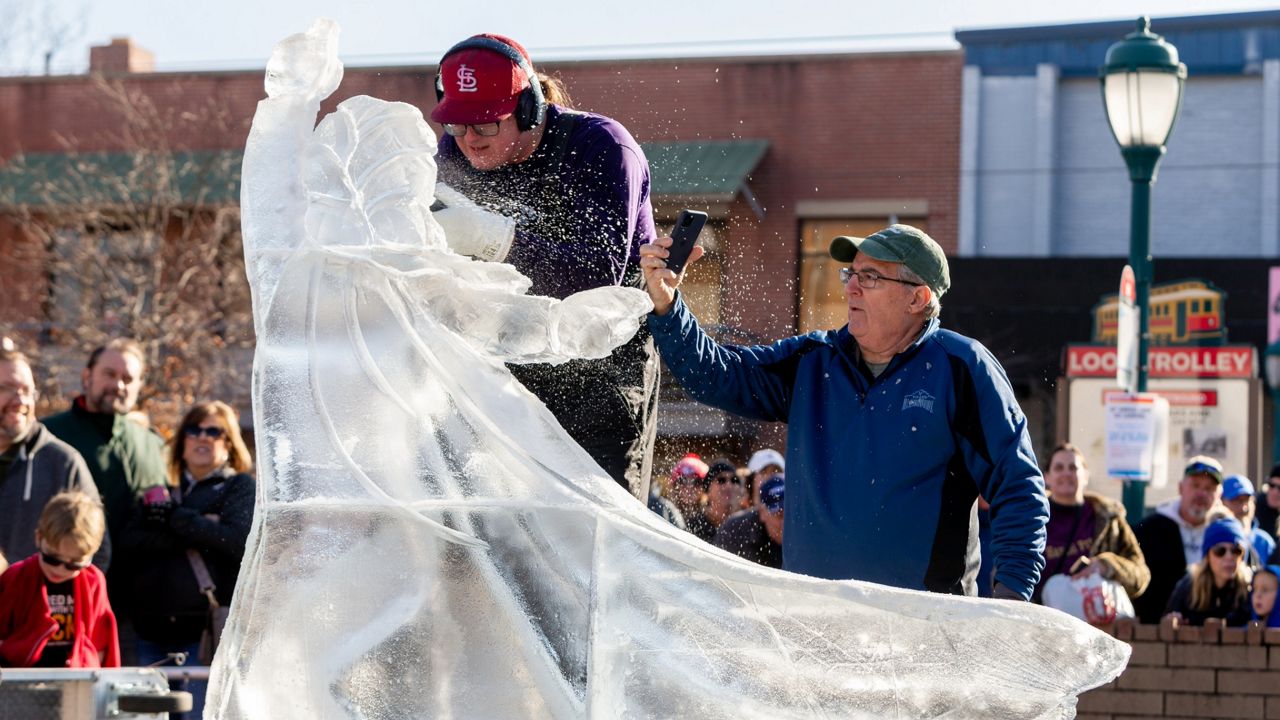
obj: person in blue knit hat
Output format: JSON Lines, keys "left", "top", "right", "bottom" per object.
{"left": 1221, "top": 474, "right": 1276, "bottom": 568}
{"left": 1163, "top": 517, "right": 1252, "bottom": 626}
{"left": 1251, "top": 565, "right": 1280, "bottom": 627}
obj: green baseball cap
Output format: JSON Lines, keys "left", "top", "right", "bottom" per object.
{"left": 829, "top": 224, "right": 950, "bottom": 296}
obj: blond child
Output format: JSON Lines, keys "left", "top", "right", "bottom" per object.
{"left": 0, "top": 492, "right": 119, "bottom": 667}
{"left": 1252, "top": 565, "right": 1280, "bottom": 628}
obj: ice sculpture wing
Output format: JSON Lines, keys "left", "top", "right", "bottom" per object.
{"left": 209, "top": 19, "right": 1130, "bottom": 720}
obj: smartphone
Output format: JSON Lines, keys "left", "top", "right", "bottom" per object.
{"left": 665, "top": 210, "right": 708, "bottom": 275}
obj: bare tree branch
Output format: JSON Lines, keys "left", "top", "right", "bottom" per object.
{"left": 0, "top": 0, "right": 87, "bottom": 75}
{"left": 6, "top": 75, "right": 252, "bottom": 430}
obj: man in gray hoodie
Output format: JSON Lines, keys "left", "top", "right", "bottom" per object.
{"left": 0, "top": 347, "right": 108, "bottom": 570}
{"left": 1132, "top": 455, "right": 1223, "bottom": 623}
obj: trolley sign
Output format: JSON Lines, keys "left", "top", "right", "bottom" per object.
{"left": 1117, "top": 266, "right": 1137, "bottom": 393}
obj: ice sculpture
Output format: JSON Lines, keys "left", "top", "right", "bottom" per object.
{"left": 208, "top": 19, "right": 1130, "bottom": 719}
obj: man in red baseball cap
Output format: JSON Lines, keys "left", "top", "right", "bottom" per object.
{"left": 431, "top": 34, "right": 661, "bottom": 502}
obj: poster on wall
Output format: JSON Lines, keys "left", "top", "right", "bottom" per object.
{"left": 1116, "top": 266, "right": 1137, "bottom": 394}
{"left": 1067, "top": 376, "right": 1255, "bottom": 508}
{"left": 1103, "top": 392, "right": 1169, "bottom": 485}
{"left": 1270, "top": 266, "right": 1280, "bottom": 344}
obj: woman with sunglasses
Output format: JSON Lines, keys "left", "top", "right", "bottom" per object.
{"left": 120, "top": 401, "right": 254, "bottom": 716}
{"left": 1163, "top": 517, "right": 1253, "bottom": 626}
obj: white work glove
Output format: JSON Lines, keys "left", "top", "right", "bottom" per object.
{"left": 433, "top": 182, "right": 517, "bottom": 262}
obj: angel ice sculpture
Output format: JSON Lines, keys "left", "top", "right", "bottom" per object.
{"left": 207, "top": 19, "right": 1129, "bottom": 719}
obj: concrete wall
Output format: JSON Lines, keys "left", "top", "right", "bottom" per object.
{"left": 962, "top": 64, "right": 1280, "bottom": 258}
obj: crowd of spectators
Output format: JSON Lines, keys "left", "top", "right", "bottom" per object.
{"left": 647, "top": 450, "right": 785, "bottom": 567}
{"left": 8, "top": 327, "right": 1280, "bottom": 717}
{"left": 647, "top": 439, "right": 1280, "bottom": 633}
{"left": 0, "top": 339, "right": 253, "bottom": 718}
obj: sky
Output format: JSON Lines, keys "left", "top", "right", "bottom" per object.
{"left": 3, "top": 0, "right": 1280, "bottom": 74}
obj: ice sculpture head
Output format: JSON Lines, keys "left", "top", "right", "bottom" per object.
{"left": 265, "top": 19, "right": 343, "bottom": 102}
{"left": 302, "top": 96, "right": 446, "bottom": 249}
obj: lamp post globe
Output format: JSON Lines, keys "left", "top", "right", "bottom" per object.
{"left": 1099, "top": 17, "right": 1185, "bottom": 521}
{"left": 1102, "top": 17, "right": 1187, "bottom": 155}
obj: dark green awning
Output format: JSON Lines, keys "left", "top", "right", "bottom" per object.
{"left": 0, "top": 150, "right": 242, "bottom": 209}
{"left": 0, "top": 140, "right": 769, "bottom": 214}
{"left": 643, "top": 139, "right": 768, "bottom": 201}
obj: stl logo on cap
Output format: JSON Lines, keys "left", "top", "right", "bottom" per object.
{"left": 456, "top": 64, "right": 478, "bottom": 93}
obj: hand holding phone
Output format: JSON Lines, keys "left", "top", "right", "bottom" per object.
{"left": 665, "top": 210, "right": 708, "bottom": 275}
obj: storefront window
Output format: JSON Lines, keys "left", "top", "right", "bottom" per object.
{"left": 798, "top": 218, "right": 926, "bottom": 333}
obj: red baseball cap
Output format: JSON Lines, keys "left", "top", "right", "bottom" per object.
{"left": 430, "top": 34, "right": 534, "bottom": 125}
{"left": 671, "top": 454, "right": 709, "bottom": 484}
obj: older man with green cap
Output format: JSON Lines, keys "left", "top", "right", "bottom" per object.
{"left": 639, "top": 224, "right": 1048, "bottom": 600}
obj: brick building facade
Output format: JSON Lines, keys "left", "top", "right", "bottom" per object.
{"left": 0, "top": 38, "right": 962, "bottom": 460}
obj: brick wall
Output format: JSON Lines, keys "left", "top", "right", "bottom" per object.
{"left": 0, "top": 48, "right": 960, "bottom": 433}
{"left": 1080, "top": 620, "right": 1280, "bottom": 719}
{"left": 0, "top": 218, "right": 44, "bottom": 332}
{"left": 545, "top": 52, "right": 961, "bottom": 337}
{"left": 0, "top": 49, "right": 960, "bottom": 342}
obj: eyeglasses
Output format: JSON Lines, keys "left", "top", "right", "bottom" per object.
{"left": 442, "top": 121, "right": 502, "bottom": 137}
{"left": 712, "top": 473, "right": 741, "bottom": 485}
{"left": 1210, "top": 544, "right": 1244, "bottom": 558}
{"left": 0, "top": 384, "right": 37, "bottom": 403}
{"left": 40, "top": 549, "right": 90, "bottom": 571}
{"left": 184, "top": 425, "right": 226, "bottom": 440}
{"left": 839, "top": 267, "right": 923, "bottom": 289}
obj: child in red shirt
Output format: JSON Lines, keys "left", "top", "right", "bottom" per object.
{"left": 0, "top": 491, "right": 119, "bottom": 667}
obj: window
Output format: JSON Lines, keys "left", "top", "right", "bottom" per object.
{"left": 797, "top": 218, "right": 927, "bottom": 333}
{"left": 655, "top": 219, "right": 722, "bottom": 326}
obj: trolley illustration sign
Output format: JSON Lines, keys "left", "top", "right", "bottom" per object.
{"left": 1092, "top": 278, "right": 1226, "bottom": 346}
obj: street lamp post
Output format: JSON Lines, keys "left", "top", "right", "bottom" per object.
{"left": 1100, "top": 17, "right": 1186, "bottom": 521}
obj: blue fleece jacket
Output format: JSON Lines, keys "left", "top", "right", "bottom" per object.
{"left": 649, "top": 295, "right": 1048, "bottom": 599}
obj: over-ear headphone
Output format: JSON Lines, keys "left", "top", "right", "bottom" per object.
{"left": 434, "top": 36, "right": 546, "bottom": 132}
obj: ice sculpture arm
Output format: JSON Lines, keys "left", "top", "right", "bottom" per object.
{"left": 951, "top": 343, "right": 1049, "bottom": 600}
{"left": 433, "top": 183, "right": 516, "bottom": 262}
{"left": 647, "top": 293, "right": 794, "bottom": 421}
{"left": 241, "top": 18, "right": 343, "bottom": 322}
{"left": 400, "top": 269, "right": 652, "bottom": 364}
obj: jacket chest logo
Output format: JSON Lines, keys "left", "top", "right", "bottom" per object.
{"left": 902, "top": 389, "right": 936, "bottom": 413}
